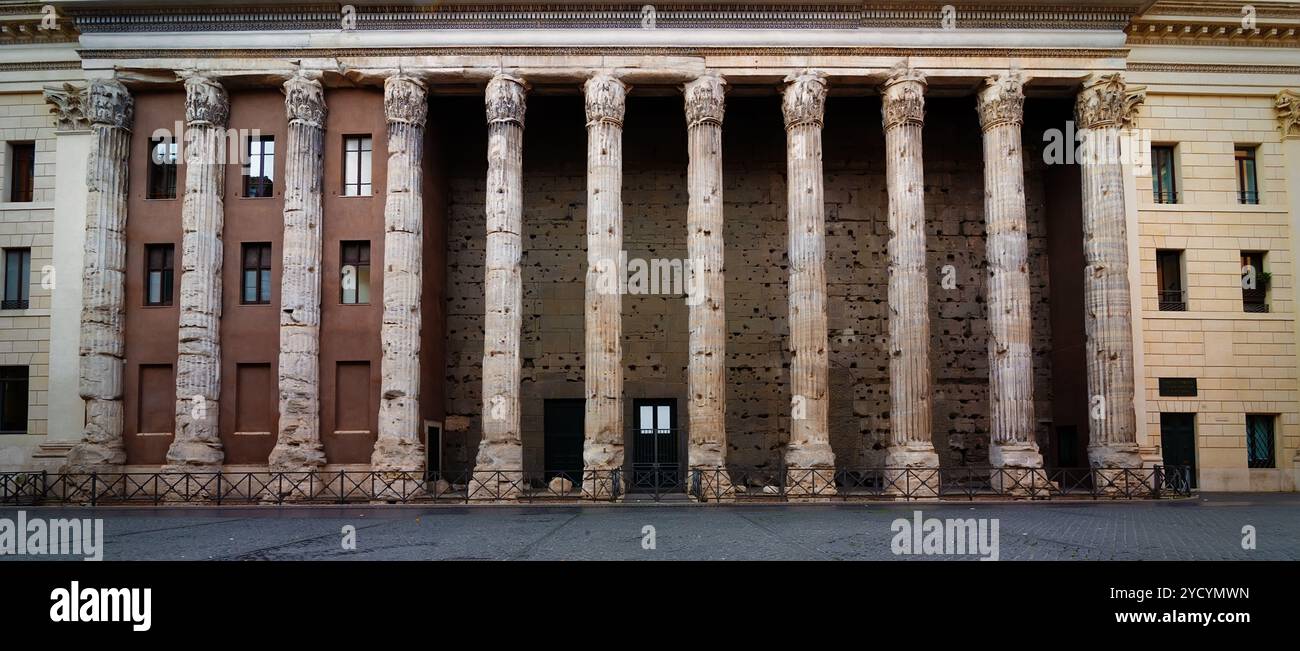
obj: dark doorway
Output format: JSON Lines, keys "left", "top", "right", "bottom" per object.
{"left": 631, "top": 399, "right": 681, "bottom": 492}
{"left": 1160, "top": 412, "right": 1197, "bottom": 489}
{"left": 1053, "top": 425, "right": 1083, "bottom": 469}
{"left": 425, "top": 423, "right": 442, "bottom": 477}
{"left": 544, "top": 399, "right": 584, "bottom": 483}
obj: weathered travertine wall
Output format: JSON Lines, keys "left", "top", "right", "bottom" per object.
{"left": 444, "top": 93, "right": 1055, "bottom": 473}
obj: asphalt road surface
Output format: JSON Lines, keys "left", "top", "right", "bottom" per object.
{"left": 2, "top": 493, "right": 1296, "bottom": 561}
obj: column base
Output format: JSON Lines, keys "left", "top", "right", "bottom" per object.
{"left": 582, "top": 468, "right": 621, "bottom": 500}
{"left": 60, "top": 440, "right": 126, "bottom": 474}
{"left": 267, "top": 440, "right": 327, "bottom": 472}
{"left": 883, "top": 444, "right": 940, "bottom": 498}
{"left": 163, "top": 437, "right": 225, "bottom": 469}
{"left": 687, "top": 466, "right": 735, "bottom": 501}
{"left": 989, "top": 442, "right": 1056, "bottom": 496}
{"left": 783, "top": 442, "right": 836, "bottom": 497}
{"left": 1089, "top": 444, "right": 1151, "bottom": 495}
{"left": 368, "top": 438, "right": 426, "bottom": 501}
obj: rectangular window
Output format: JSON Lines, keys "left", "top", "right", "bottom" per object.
{"left": 340, "top": 240, "right": 371, "bottom": 304}
{"left": 244, "top": 135, "right": 275, "bottom": 198}
{"left": 1151, "top": 145, "right": 1178, "bottom": 204}
{"left": 144, "top": 244, "right": 174, "bottom": 306}
{"left": 8, "top": 142, "right": 34, "bottom": 203}
{"left": 0, "top": 366, "right": 28, "bottom": 434}
{"left": 1240, "top": 250, "right": 1268, "bottom": 313}
{"left": 1235, "top": 146, "right": 1259, "bottom": 205}
{"left": 147, "top": 137, "right": 178, "bottom": 199}
{"left": 1246, "top": 414, "right": 1275, "bottom": 469}
{"left": 241, "top": 242, "right": 273, "bottom": 305}
{"left": 343, "top": 135, "right": 373, "bottom": 197}
{"left": 2, "top": 247, "right": 30, "bottom": 309}
{"left": 1155, "top": 249, "right": 1185, "bottom": 311}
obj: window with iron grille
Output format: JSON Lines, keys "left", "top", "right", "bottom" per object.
{"left": 1240, "top": 250, "right": 1269, "bottom": 313}
{"left": 145, "top": 244, "right": 174, "bottom": 306}
{"left": 2, "top": 248, "right": 29, "bottom": 310}
{"left": 0, "top": 366, "right": 27, "bottom": 434}
{"left": 340, "top": 240, "right": 370, "bottom": 304}
{"left": 1246, "top": 414, "right": 1275, "bottom": 469}
{"left": 147, "top": 137, "right": 178, "bottom": 199}
{"left": 1156, "top": 249, "right": 1185, "bottom": 311}
{"left": 1235, "top": 146, "right": 1259, "bottom": 205}
{"left": 241, "top": 242, "right": 273, "bottom": 305}
{"left": 1151, "top": 145, "right": 1178, "bottom": 204}
{"left": 8, "top": 142, "right": 34, "bottom": 203}
{"left": 343, "top": 135, "right": 373, "bottom": 197}
{"left": 244, "top": 135, "right": 275, "bottom": 198}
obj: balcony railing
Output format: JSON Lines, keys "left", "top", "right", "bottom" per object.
{"left": 1238, "top": 190, "right": 1259, "bottom": 205}
{"left": 1153, "top": 189, "right": 1178, "bottom": 204}
{"left": 1242, "top": 288, "right": 1269, "bottom": 313}
{"left": 1158, "top": 289, "right": 1186, "bottom": 311}
{"left": 0, "top": 466, "right": 1194, "bottom": 505}
{"left": 1, "top": 299, "right": 28, "bottom": 310}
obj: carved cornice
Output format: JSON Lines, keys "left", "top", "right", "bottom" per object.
{"left": 284, "top": 73, "right": 326, "bottom": 129}
{"left": 68, "top": 3, "right": 1137, "bottom": 33}
{"left": 384, "top": 75, "right": 428, "bottom": 126}
{"left": 0, "top": 3, "right": 78, "bottom": 44}
{"left": 976, "top": 71, "right": 1025, "bottom": 132}
{"left": 76, "top": 46, "right": 1130, "bottom": 60}
{"left": 584, "top": 73, "right": 627, "bottom": 128}
{"left": 1126, "top": 21, "right": 1299, "bottom": 48}
{"left": 86, "top": 79, "right": 133, "bottom": 131}
{"left": 1277, "top": 90, "right": 1300, "bottom": 140}
{"left": 485, "top": 74, "right": 528, "bottom": 128}
{"left": 184, "top": 74, "right": 229, "bottom": 127}
{"left": 684, "top": 73, "right": 726, "bottom": 128}
{"left": 881, "top": 62, "right": 926, "bottom": 130}
{"left": 1127, "top": 62, "right": 1300, "bottom": 75}
{"left": 782, "top": 70, "right": 828, "bottom": 130}
{"left": 44, "top": 83, "right": 89, "bottom": 132}
{"left": 1075, "top": 73, "right": 1145, "bottom": 130}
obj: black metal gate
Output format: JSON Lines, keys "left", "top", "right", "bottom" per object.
{"left": 1160, "top": 412, "right": 1197, "bottom": 489}
{"left": 631, "top": 399, "right": 681, "bottom": 492}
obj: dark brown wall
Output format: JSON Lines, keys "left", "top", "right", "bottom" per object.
{"left": 319, "top": 88, "right": 387, "bottom": 464}
{"left": 119, "top": 85, "right": 447, "bottom": 466}
{"left": 220, "top": 89, "right": 284, "bottom": 463}
{"left": 420, "top": 95, "right": 450, "bottom": 456}
{"left": 123, "top": 91, "right": 184, "bottom": 464}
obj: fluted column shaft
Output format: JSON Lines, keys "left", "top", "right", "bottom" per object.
{"left": 1076, "top": 74, "right": 1144, "bottom": 468}
{"left": 977, "top": 73, "right": 1044, "bottom": 469}
{"left": 582, "top": 73, "right": 627, "bottom": 492}
{"left": 685, "top": 74, "right": 727, "bottom": 472}
{"left": 473, "top": 75, "right": 527, "bottom": 494}
{"left": 371, "top": 75, "right": 428, "bottom": 472}
{"left": 781, "top": 71, "right": 836, "bottom": 483}
{"left": 881, "top": 64, "right": 939, "bottom": 469}
{"left": 64, "top": 80, "right": 133, "bottom": 472}
{"left": 269, "top": 74, "right": 328, "bottom": 471}
{"left": 166, "top": 75, "right": 228, "bottom": 468}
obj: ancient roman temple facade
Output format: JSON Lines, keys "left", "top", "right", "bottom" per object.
{"left": 3, "top": 1, "right": 1299, "bottom": 494}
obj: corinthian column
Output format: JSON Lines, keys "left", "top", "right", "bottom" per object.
{"left": 1075, "top": 73, "right": 1145, "bottom": 469}
{"left": 165, "top": 74, "right": 228, "bottom": 469}
{"left": 370, "top": 75, "right": 428, "bottom": 473}
{"left": 269, "top": 73, "right": 328, "bottom": 471}
{"left": 683, "top": 74, "right": 729, "bottom": 496}
{"left": 63, "top": 79, "right": 133, "bottom": 473}
{"left": 781, "top": 71, "right": 836, "bottom": 496}
{"left": 582, "top": 73, "right": 627, "bottom": 499}
{"left": 881, "top": 63, "right": 940, "bottom": 479}
{"left": 472, "top": 74, "right": 527, "bottom": 499}
{"left": 976, "top": 72, "right": 1044, "bottom": 472}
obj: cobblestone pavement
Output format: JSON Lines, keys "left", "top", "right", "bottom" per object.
{"left": 2, "top": 493, "right": 1296, "bottom": 561}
